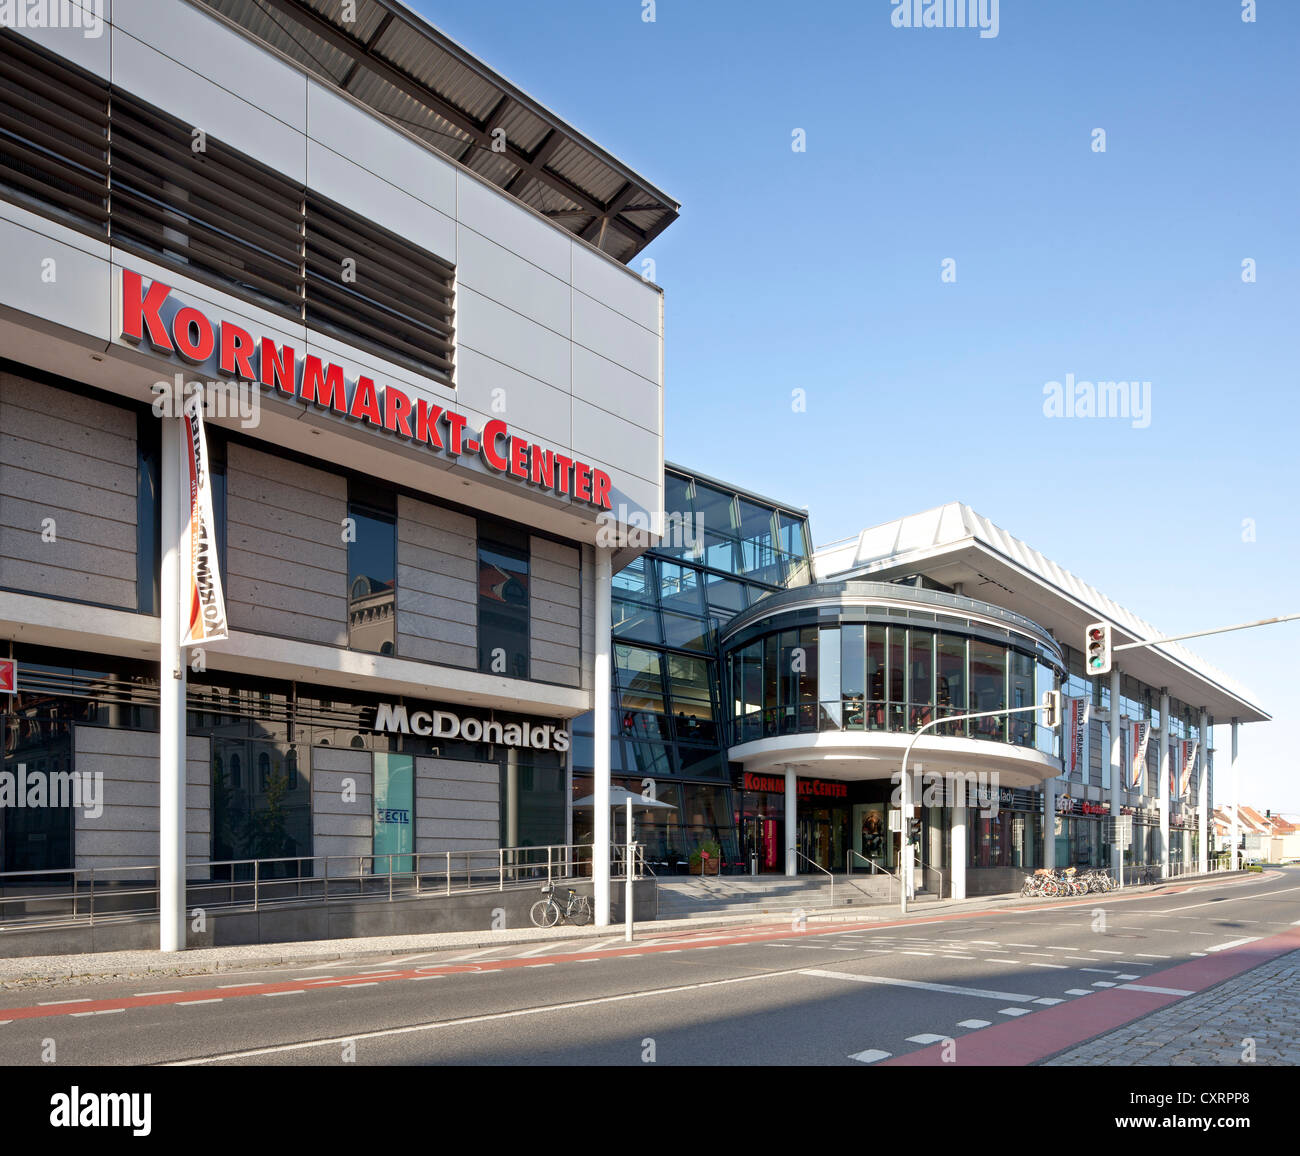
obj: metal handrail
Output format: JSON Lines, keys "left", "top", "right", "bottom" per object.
{"left": 793, "top": 850, "right": 833, "bottom": 909}
{"left": 846, "top": 849, "right": 898, "bottom": 901}
{"left": 0, "top": 842, "right": 639, "bottom": 932}
{"left": 915, "top": 855, "right": 946, "bottom": 899}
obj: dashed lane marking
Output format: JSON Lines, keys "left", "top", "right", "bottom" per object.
{"left": 1065, "top": 989, "right": 1094, "bottom": 995}
{"left": 906, "top": 1033, "right": 950, "bottom": 1044}
{"left": 177, "top": 999, "right": 222, "bottom": 1007}
{"left": 1118, "top": 983, "right": 1195, "bottom": 996}
{"left": 849, "top": 1049, "right": 892, "bottom": 1064}
{"left": 998, "top": 1008, "right": 1031, "bottom": 1016}
{"left": 1206, "top": 937, "right": 1261, "bottom": 953}
{"left": 957, "top": 1019, "right": 992, "bottom": 1028}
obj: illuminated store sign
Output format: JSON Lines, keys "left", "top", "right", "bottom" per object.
{"left": 742, "top": 772, "right": 848, "bottom": 799}
{"left": 120, "top": 270, "right": 613, "bottom": 510}
{"left": 372, "top": 703, "right": 571, "bottom": 751}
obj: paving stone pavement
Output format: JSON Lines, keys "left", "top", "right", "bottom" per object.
{"left": 1044, "top": 948, "right": 1300, "bottom": 1066}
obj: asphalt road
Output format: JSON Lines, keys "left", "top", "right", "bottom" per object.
{"left": 1, "top": 868, "right": 1296, "bottom": 1066}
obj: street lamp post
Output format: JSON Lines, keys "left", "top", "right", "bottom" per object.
{"left": 899, "top": 698, "right": 1060, "bottom": 915}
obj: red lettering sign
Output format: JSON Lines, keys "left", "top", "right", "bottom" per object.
{"left": 117, "top": 270, "right": 617, "bottom": 511}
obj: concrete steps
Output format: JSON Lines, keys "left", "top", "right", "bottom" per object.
{"left": 653, "top": 875, "right": 938, "bottom": 918}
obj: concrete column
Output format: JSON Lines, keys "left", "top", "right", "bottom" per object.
{"left": 159, "top": 417, "right": 187, "bottom": 952}
{"left": 1043, "top": 775, "right": 1055, "bottom": 870}
{"left": 1109, "top": 667, "right": 1122, "bottom": 881}
{"left": 1198, "top": 709, "right": 1209, "bottom": 873}
{"left": 592, "top": 548, "right": 612, "bottom": 926}
{"left": 506, "top": 747, "right": 519, "bottom": 848}
{"left": 950, "top": 806, "right": 967, "bottom": 900}
{"left": 1158, "top": 689, "right": 1171, "bottom": 879}
{"left": 784, "top": 765, "right": 798, "bottom": 877}
{"left": 1230, "top": 717, "right": 1240, "bottom": 871}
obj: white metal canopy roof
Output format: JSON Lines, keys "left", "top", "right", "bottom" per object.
{"left": 815, "top": 502, "right": 1269, "bottom": 725}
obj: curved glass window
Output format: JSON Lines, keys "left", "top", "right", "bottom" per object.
{"left": 726, "top": 620, "right": 1059, "bottom": 752}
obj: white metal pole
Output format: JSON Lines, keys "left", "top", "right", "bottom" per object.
{"left": 950, "top": 804, "right": 966, "bottom": 901}
{"left": 1043, "top": 773, "right": 1055, "bottom": 872}
{"left": 624, "top": 797, "right": 633, "bottom": 943}
{"left": 159, "top": 417, "right": 187, "bottom": 952}
{"left": 1109, "top": 667, "right": 1122, "bottom": 885}
{"left": 1198, "top": 709, "right": 1209, "bottom": 874}
{"left": 1158, "top": 689, "right": 1170, "bottom": 881}
{"left": 593, "top": 548, "right": 612, "bottom": 926}
{"left": 1230, "top": 717, "right": 1240, "bottom": 871}
{"left": 784, "top": 765, "right": 797, "bottom": 877}
{"left": 899, "top": 757, "right": 911, "bottom": 915}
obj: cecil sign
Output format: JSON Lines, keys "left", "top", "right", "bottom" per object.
{"left": 120, "top": 270, "right": 613, "bottom": 510}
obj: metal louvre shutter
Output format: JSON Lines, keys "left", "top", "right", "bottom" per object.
{"left": 0, "top": 31, "right": 110, "bottom": 234}
{"left": 109, "top": 90, "right": 306, "bottom": 323}
{"left": 0, "top": 30, "right": 456, "bottom": 386}
{"left": 306, "top": 191, "right": 455, "bottom": 382}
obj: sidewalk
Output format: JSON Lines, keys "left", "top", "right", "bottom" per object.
{"left": 0, "top": 869, "right": 1249, "bottom": 989}
{"left": 1044, "top": 947, "right": 1300, "bottom": 1066}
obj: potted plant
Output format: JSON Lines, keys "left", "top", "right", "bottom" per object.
{"left": 690, "top": 840, "right": 723, "bottom": 875}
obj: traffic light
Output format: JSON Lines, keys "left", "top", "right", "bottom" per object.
{"left": 905, "top": 818, "right": 921, "bottom": 847}
{"left": 1085, "top": 622, "right": 1112, "bottom": 675}
{"left": 1040, "top": 689, "right": 1061, "bottom": 729}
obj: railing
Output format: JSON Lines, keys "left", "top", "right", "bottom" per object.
{"left": 916, "top": 856, "right": 947, "bottom": 899}
{"left": 0, "top": 843, "right": 645, "bottom": 931}
{"left": 846, "top": 849, "right": 898, "bottom": 902}
{"left": 793, "top": 850, "right": 833, "bottom": 908}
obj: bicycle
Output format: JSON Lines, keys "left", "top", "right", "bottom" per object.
{"left": 529, "top": 882, "right": 592, "bottom": 928}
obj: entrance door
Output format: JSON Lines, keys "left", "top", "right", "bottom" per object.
{"left": 742, "top": 815, "right": 783, "bottom": 873}
{"left": 798, "top": 811, "right": 834, "bottom": 872}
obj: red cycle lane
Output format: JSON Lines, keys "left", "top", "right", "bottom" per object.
{"left": 883, "top": 926, "right": 1300, "bottom": 1066}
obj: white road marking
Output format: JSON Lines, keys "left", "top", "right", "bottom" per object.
{"left": 516, "top": 941, "right": 578, "bottom": 958}
{"left": 39, "top": 999, "right": 91, "bottom": 1006}
{"left": 1190, "top": 952, "right": 1207, "bottom": 957}
{"left": 1079, "top": 968, "right": 1121, "bottom": 974}
{"left": 71, "top": 1009, "right": 125, "bottom": 1017}
{"left": 800, "top": 970, "right": 1035, "bottom": 1002}
{"left": 957, "top": 1019, "right": 991, "bottom": 1028}
{"left": 1065, "top": 989, "right": 1093, "bottom": 995}
{"left": 527, "top": 963, "right": 555, "bottom": 969}
{"left": 985, "top": 958, "right": 1021, "bottom": 964}
{"left": 138, "top": 990, "right": 185, "bottom": 996}
{"left": 998, "top": 1008, "right": 1031, "bottom": 1016}
{"left": 177, "top": 999, "right": 222, "bottom": 1006}
{"left": 446, "top": 948, "right": 501, "bottom": 962}
{"left": 341, "top": 982, "right": 378, "bottom": 989}
{"left": 901, "top": 951, "right": 934, "bottom": 956}
{"left": 1119, "top": 983, "right": 1195, "bottom": 996}
{"left": 1135, "top": 954, "right": 1170, "bottom": 959}
{"left": 1045, "top": 946, "right": 1077, "bottom": 951}
{"left": 1116, "top": 974, "right": 1141, "bottom": 980}
{"left": 263, "top": 990, "right": 306, "bottom": 997}
{"left": 1091, "top": 981, "right": 1117, "bottom": 988}
{"left": 1092, "top": 950, "right": 1123, "bottom": 955}
{"left": 1005, "top": 943, "right": 1039, "bottom": 948}
{"left": 408, "top": 975, "right": 445, "bottom": 981}
{"left": 164, "top": 965, "right": 875, "bottom": 1065}
{"left": 943, "top": 954, "right": 976, "bottom": 960}
{"left": 1030, "top": 963, "right": 1067, "bottom": 969}
{"left": 1034, "top": 998, "right": 1064, "bottom": 1005}
{"left": 1205, "top": 937, "right": 1261, "bottom": 953}
{"left": 906, "top": 1033, "right": 950, "bottom": 1044}
{"left": 849, "top": 1049, "right": 892, "bottom": 1064}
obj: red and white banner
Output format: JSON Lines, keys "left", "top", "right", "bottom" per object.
{"left": 1178, "top": 740, "right": 1198, "bottom": 798}
{"left": 0, "top": 656, "right": 15, "bottom": 695}
{"left": 1065, "top": 695, "right": 1090, "bottom": 781}
{"left": 1129, "top": 721, "right": 1150, "bottom": 789}
{"left": 181, "top": 392, "right": 228, "bottom": 646}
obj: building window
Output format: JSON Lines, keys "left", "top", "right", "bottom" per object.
{"left": 136, "top": 411, "right": 161, "bottom": 615}
{"left": 477, "top": 518, "right": 529, "bottom": 678}
{"left": 347, "top": 480, "right": 396, "bottom": 656}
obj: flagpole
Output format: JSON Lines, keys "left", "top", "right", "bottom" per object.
{"left": 159, "top": 413, "right": 187, "bottom": 952}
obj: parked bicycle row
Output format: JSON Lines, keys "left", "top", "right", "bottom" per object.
{"left": 1020, "top": 867, "right": 1117, "bottom": 897}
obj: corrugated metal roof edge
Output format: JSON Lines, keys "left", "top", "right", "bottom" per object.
{"left": 813, "top": 500, "right": 1269, "bottom": 719}
{"left": 382, "top": 0, "right": 681, "bottom": 212}
{"left": 184, "top": 0, "right": 673, "bottom": 285}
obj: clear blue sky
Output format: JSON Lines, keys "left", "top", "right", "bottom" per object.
{"left": 414, "top": 1, "right": 1299, "bottom": 815}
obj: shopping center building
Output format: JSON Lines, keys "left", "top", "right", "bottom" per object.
{"left": 0, "top": 2, "right": 1271, "bottom": 940}
{"left": 0, "top": 0, "right": 673, "bottom": 928}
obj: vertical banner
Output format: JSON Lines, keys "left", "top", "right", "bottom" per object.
{"left": 1065, "top": 696, "right": 1090, "bottom": 781}
{"left": 1179, "top": 740, "right": 1198, "bottom": 798}
{"left": 373, "top": 752, "right": 414, "bottom": 874}
{"left": 1130, "top": 721, "right": 1150, "bottom": 789}
{"left": 180, "top": 392, "right": 228, "bottom": 646}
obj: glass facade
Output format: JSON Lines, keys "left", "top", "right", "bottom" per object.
{"left": 726, "top": 618, "right": 1062, "bottom": 755}
{"left": 572, "top": 467, "right": 812, "bottom": 866}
